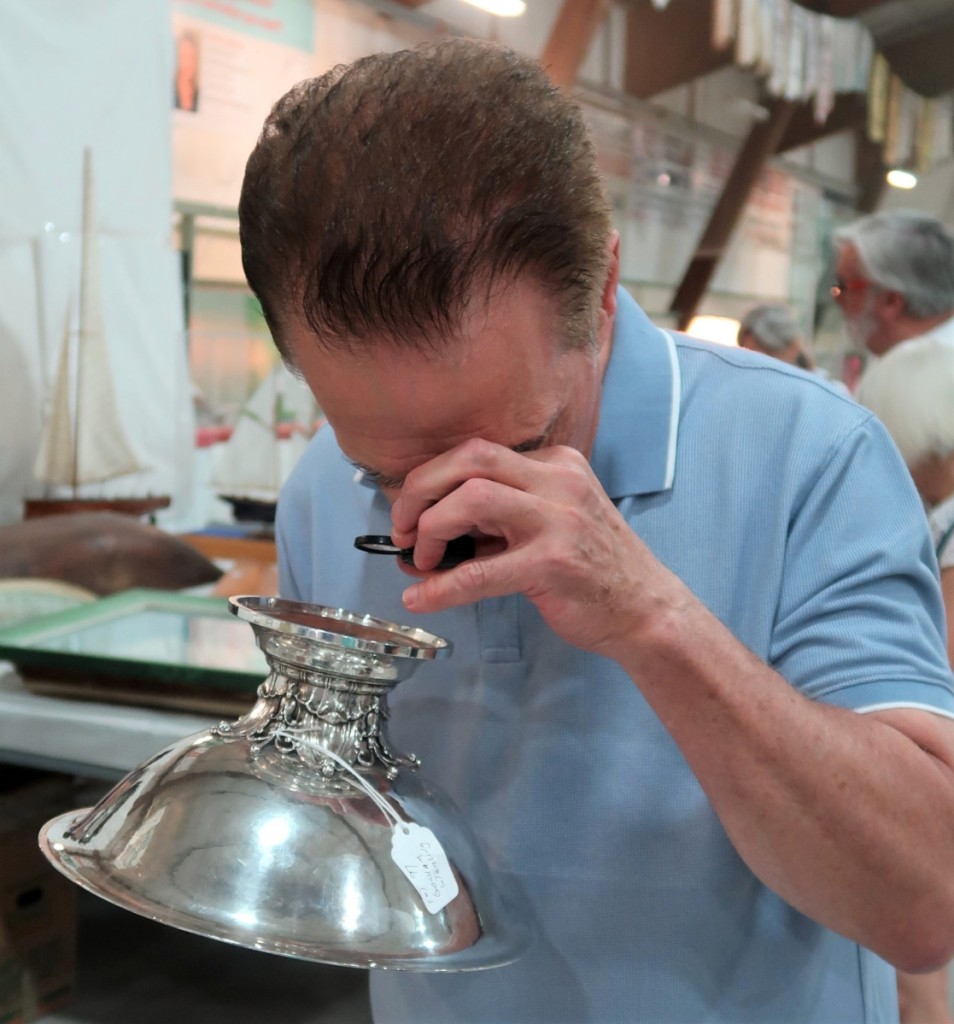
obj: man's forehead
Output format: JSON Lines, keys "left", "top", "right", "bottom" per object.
{"left": 348, "top": 425, "right": 553, "bottom": 492}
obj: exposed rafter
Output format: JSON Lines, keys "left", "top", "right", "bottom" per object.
{"left": 774, "top": 93, "right": 868, "bottom": 154}
{"left": 878, "top": 17, "right": 954, "bottom": 98}
{"left": 791, "top": 0, "right": 892, "bottom": 15}
{"left": 669, "top": 100, "right": 798, "bottom": 331}
{"left": 625, "top": 0, "right": 732, "bottom": 98}
{"left": 853, "top": 131, "right": 887, "bottom": 214}
{"left": 540, "top": 0, "right": 612, "bottom": 89}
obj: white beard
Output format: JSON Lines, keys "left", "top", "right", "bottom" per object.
{"left": 842, "top": 297, "right": 880, "bottom": 353}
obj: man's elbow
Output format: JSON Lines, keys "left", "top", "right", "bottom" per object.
{"left": 892, "top": 943, "right": 953, "bottom": 975}
{"left": 882, "top": 905, "right": 954, "bottom": 974}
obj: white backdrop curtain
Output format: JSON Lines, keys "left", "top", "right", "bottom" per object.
{"left": 0, "top": 0, "right": 194, "bottom": 524}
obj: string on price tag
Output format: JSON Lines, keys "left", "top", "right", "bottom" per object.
{"left": 279, "top": 728, "right": 459, "bottom": 915}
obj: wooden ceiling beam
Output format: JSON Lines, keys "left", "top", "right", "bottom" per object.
{"left": 540, "top": 0, "right": 611, "bottom": 89}
{"left": 625, "top": 0, "right": 732, "bottom": 99}
{"left": 879, "top": 21, "right": 954, "bottom": 98}
{"left": 669, "top": 99, "right": 798, "bottom": 331}
{"left": 774, "top": 92, "right": 868, "bottom": 154}
{"left": 790, "top": 0, "right": 893, "bottom": 16}
{"left": 854, "top": 131, "right": 887, "bottom": 214}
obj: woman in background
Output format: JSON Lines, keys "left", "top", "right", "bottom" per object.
{"left": 738, "top": 303, "right": 853, "bottom": 397}
{"left": 737, "top": 303, "right": 805, "bottom": 365}
{"left": 859, "top": 336, "right": 954, "bottom": 1024}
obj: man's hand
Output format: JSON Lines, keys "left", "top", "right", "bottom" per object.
{"left": 390, "top": 438, "right": 680, "bottom": 659}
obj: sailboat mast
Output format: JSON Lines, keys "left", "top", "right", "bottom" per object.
{"left": 74, "top": 147, "right": 95, "bottom": 494}
{"left": 29, "top": 147, "right": 159, "bottom": 514}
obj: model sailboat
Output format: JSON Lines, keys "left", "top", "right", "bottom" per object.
{"left": 27, "top": 150, "right": 171, "bottom": 518}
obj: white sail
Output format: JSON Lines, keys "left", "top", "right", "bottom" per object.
{"left": 32, "top": 300, "right": 76, "bottom": 485}
{"left": 33, "top": 148, "right": 146, "bottom": 489}
{"left": 211, "top": 363, "right": 318, "bottom": 502}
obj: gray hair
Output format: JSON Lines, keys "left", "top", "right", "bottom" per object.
{"left": 857, "top": 337, "right": 954, "bottom": 467}
{"left": 834, "top": 210, "right": 954, "bottom": 319}
{"left": 738, "top": 304, "right": 800, "bottom": 351}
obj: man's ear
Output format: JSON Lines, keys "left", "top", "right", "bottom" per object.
{"left": 598, "top": 232, "right": 621, "bottom": 343}
{"left": 602, "top": 231, "right": 620, "bottom": 312}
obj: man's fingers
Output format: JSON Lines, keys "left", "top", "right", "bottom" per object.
{"left": 391, "top": 440, "right": 566, "bottom": 543}
{"left": 402, "top": 549, "right": 524, "bottom": 613}
{"left": 408, "top": 478, "right": 543, "bottom": 570}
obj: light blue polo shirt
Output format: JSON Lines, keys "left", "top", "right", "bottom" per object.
{"left": 277, "top": 288, "right": 954, "bottom": 1024}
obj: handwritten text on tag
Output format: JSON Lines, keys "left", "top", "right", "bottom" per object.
{"left": 390, "top": 822, "right": 459, "bottom": 914}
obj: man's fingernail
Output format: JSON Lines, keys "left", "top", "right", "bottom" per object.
{"left": 402, "top": 585, "right": 421, "bottom": 611}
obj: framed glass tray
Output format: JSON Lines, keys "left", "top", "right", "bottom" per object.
{"left": 0, "top": 588, "right": 268, "bottom": 700}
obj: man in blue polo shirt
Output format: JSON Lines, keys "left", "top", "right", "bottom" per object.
{"left": 238, "top": 39, "right": 954, "bottom": 1023}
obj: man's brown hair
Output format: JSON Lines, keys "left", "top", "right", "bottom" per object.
{"left": 239, "top": 37, "right": 611, "bottom": 360}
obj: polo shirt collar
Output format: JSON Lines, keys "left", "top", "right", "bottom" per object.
{"left": 590, "top": 288, "right": 680, "bottom": 500}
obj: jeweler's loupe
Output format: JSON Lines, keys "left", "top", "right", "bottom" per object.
{"left": 354, "top": 535, "right": 476, "bottom": 570}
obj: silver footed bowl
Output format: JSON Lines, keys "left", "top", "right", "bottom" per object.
{"left": 39, "top": 596, "right": 531, "bottom": 971}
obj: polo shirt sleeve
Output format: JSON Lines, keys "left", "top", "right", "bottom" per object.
{"left": 769, "top": 412, "right": 954, "bottom": 716}
{"left": 276, "top": 481, "right": 309, "bottom": 601}
{"left": 275, "top": 433, "right": 327, "bottom": 603}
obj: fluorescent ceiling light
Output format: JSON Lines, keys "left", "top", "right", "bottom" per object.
{"left": 886, "top": 168, "right": 918, "bottom": 190}
{"left": 461, "top": 0, "right": 526, "bottom": 15}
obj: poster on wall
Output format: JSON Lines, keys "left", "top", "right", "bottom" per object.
{"left": 171, "top": 0, "right": 315, "bottom": 209}
{"left": 174, "top": 0, "right": 314, "bottom": 51}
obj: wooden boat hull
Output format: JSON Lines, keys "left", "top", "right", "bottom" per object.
{"left": 219, "top": 495, "right": 276, "bottom": 525}
{"left": 24, "top": 496, "right": 171, "bottom": 520}
{"left": 0, "top": 510, "right": 220, "bottom": 594}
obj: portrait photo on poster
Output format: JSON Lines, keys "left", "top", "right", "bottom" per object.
{"left": 173, "top": 28, "right": 201, "bottom": 113}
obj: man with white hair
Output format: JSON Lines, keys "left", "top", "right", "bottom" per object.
{"left": 839, "top": 211, "right": 953, "bottom": 1019}
{"left": 861, "top": 338, "right": 954, "bottom": 525}
{"left": 859, "top": 338, "right": 954, "bottom": 1024}
{"left": 832, "top": 210, "right": 954, "bottom": 358}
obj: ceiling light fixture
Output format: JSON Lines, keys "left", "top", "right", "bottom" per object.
{"left": 461, "top": 0, "right": 526, "bottom": 16}
{"left": 886, "top": 168, "right": 918, "bottom": 190}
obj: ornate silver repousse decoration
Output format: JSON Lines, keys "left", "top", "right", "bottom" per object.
{"left": 214, "top": 664, "right": 419, "bottom": 780}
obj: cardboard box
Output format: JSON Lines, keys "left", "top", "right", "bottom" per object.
{"left": 0, "top": 772, "right": 79, "bottom": 1024}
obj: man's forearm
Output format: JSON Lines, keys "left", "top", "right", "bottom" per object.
{"left": 616, "top": 583, "right": 954, "bottom": 972}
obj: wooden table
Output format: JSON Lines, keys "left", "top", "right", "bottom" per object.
{"left": 179, "top": 532, "right": 279, "bottom": 596}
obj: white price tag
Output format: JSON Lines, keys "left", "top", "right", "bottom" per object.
{"left": 390, "top": 822, "right": 459, "bottom": 914}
